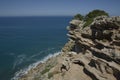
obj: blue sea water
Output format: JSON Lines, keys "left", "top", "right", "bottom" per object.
{"left": 0, "top": 16, "right": 72, "bottom": 80}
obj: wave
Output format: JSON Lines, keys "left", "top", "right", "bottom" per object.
{"left": 12, "top": 47, "right": 56, "bottom": 70}
{"left": 27, "top": 47, "right": 55, "bottom": 61}
{"left": 12, "top": 54, "right": 26, "bottom": 69}
{"left": 11, "top": 51, "right": 61, "bottom": 80}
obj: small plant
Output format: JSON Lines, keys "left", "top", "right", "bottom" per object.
{"left": 48, "top": 73, "right": 54, "bottom": 79}
{"left": 48, "top": 71, "right": 60, "bottom": 79}
{"left": 41, "top": 64, "right": 53, "bottom": 75}
{"left": 41, "top": 68, "right": 50, "bottom": 75}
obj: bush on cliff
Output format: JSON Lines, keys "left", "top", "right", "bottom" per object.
{"left": 73, "top": 10, "right": 109, "bottom": 28}
{"left": 85, "top": 9, "right": 109, "bottom": 19}
{"left": 73, "top": 14, "right": 84, "bottom": 20}
{"left": 84, "top": 9, "right": 109, "bottom": 27}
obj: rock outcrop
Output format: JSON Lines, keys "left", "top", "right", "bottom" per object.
{"left": 62, "top": 16, "right": 120, "bottom": 80}
{"left": 19, "top": 16, "right": 120, "bottom": 80}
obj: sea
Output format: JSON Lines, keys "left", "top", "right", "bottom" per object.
{"left": 0, "top": 16, "right": 72, "bottom": 80}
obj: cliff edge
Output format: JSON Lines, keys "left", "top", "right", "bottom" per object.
{"left": 19, "top": 16, "right": 120, "bottom": 80}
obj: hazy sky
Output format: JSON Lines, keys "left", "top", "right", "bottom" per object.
{"left": 0, "top": 0, "right": 120, "bottom": 16}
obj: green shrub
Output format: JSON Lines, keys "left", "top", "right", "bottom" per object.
{"left": 83, "top": 18, "right": 93, "bottom": 28}
{"left": 73, "top": 14, "right": 84, "bottom": 20}
{"left": 83, "top": 9, "right": 109, "bottom": 28}
{"left": 73, "top": 10, "right": 109, "bottom": 28}
{"left": 85, "top": 9, "right": 109, "bottom": 20}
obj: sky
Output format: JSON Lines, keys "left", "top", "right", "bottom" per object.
{"left": 0, "top": 0, "right": 120, "bottom": 16}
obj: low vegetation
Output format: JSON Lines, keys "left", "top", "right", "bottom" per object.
{"left": 41, "top": 68, "right": 50, "bottom": 75}
{"left": 48, "top": 71, "right": 60, "bottom": 79}
{"left": 41, "top": 64, "right": 53, "bottom": 75}
{"left": 48, "top": 73, "right": 54, "bottom": 79}
{"left": 73, "top": 14, "right": 84, "bottom": 20}
{"left": 73, "top": 9, "right": 109, "bottom": 28}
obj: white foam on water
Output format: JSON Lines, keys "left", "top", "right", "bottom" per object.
{"left": 27, "top": 47, "right": 55, "bottom": 60}
{"left": 11, "top": 51, "right": 61, "bottom": 80}
{"left": 12, "top": 54, "right": 26, "bottom": 69}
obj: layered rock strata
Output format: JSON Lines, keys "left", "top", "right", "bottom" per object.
{"left": 19, "top": 16, "right": 120, "bottom": 80}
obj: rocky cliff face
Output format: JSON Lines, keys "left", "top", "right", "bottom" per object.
{"left": 19, "top": 16, "right": 120, "bottom": 80}
{"left": 62, "top": 16, "right": 120, "bottom": 80}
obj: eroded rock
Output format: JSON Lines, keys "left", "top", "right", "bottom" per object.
{"left": 19, "top": 16, "right": 120, "bottom": 80}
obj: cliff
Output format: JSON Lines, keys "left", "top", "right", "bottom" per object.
{"left": 19, "top": 16, "right": 120, "bottom": 80}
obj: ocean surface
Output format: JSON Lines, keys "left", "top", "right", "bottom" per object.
{"left": 0, "top": 16, "right": 72, "bottom": 80}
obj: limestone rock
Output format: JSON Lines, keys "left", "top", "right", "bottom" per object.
{"left": 19, "top": 16, "right": 120, "bottom": 80}
{"left": 61, "top": 16, "right": 120, "bottom": 80}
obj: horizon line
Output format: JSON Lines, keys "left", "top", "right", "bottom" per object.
{"left": 0, "top": 15, "right": 74, "bottom": 17}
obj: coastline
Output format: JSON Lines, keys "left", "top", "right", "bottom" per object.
{"left": 13, "top": 15, "right": 120, "bottom": 80}
{"left": 0, "top": 16, "right": 71, "bottom": 80}
{"left": 11, "top": 51, "right": 61, "bottom": 80}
